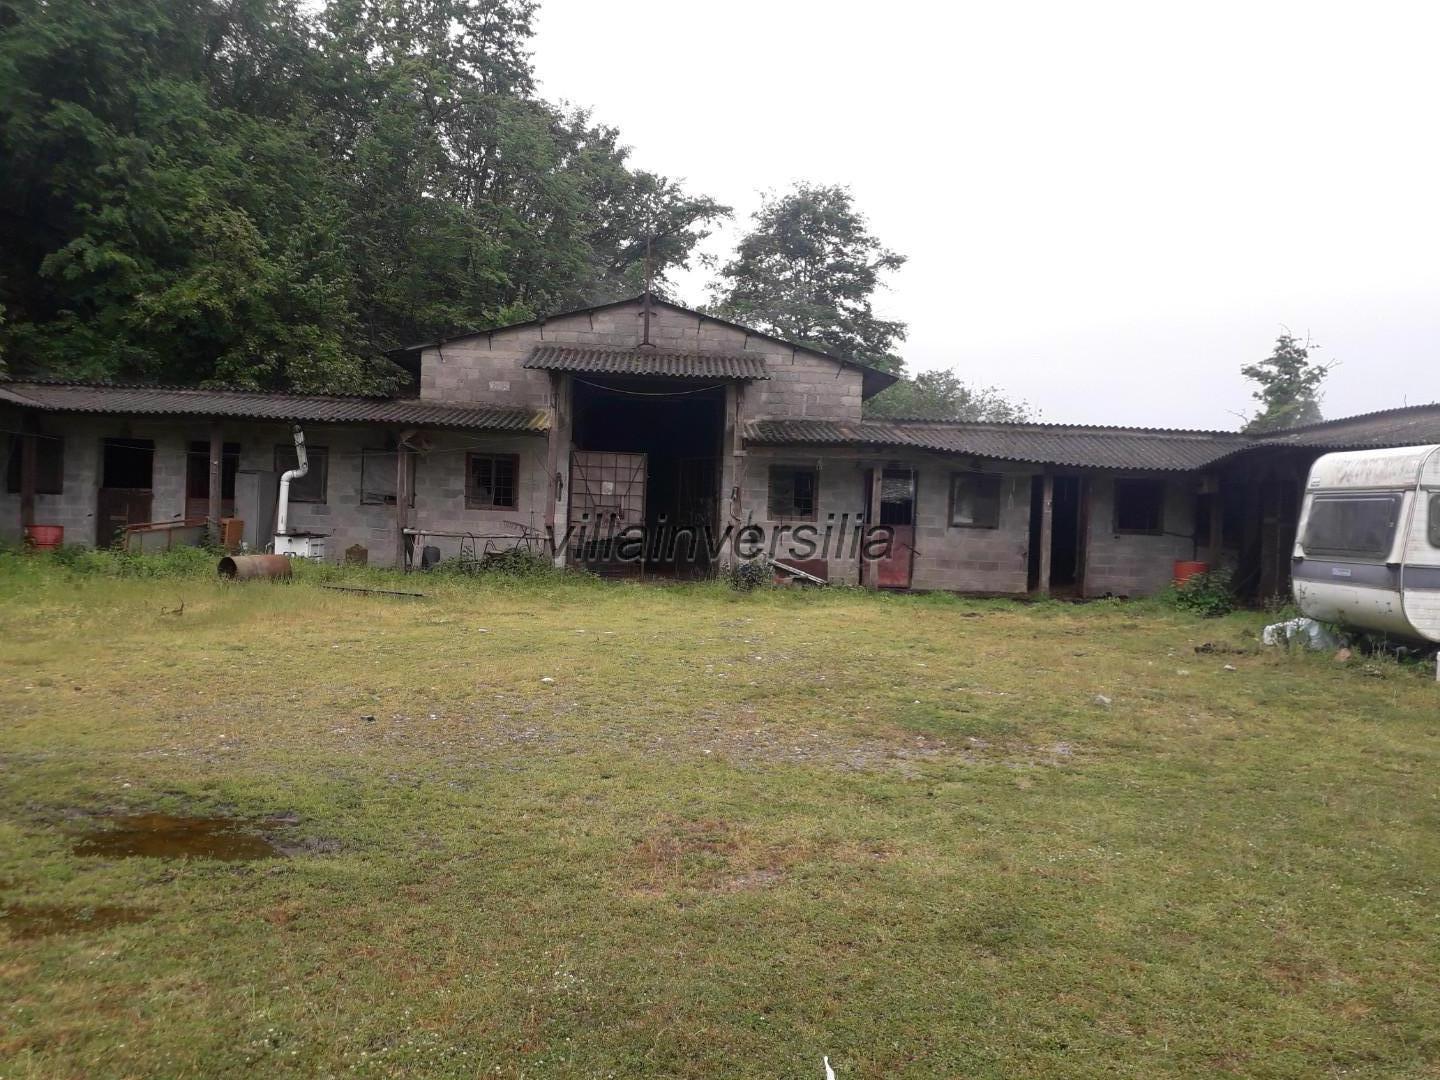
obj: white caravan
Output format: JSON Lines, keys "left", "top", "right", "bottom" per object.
{"left": 1292, "top": 444, "right": 1440, "bottom": 645}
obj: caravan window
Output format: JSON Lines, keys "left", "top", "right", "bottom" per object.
{"left": 1302, "top": 493, "right": 1402, "bottom": 559}
{"left": 1430, "top": 493, "right": 1440, "bottom": 548}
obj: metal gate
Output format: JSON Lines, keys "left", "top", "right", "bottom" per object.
{"left": 569, "top": 451, "right": 647, "bottom": 575}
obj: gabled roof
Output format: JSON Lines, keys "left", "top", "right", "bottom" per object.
{"left": 392, "top": 292, "right": 899, "bottom": 398}
{"left": 0, "top": 381, "right": 549, "bottom": 433}
{"left": 523, "top": 344, "right": 769, "bottom": 380}
{"left": 745, "top": 418, "right": 1247, "bottom": 471}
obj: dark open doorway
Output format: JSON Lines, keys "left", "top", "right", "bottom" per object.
{"left": 1027, "top": 474, "right": 1087, "bottom": 595}
{"left": 97, "top": 438, "right": 155, "bottom": 546}
{"left": 569, "top": 377, "right": 725, "bottom": 577}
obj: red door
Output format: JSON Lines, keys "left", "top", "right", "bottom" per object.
{"left": 862, "top": 466, "right": 917, "bottom": 589}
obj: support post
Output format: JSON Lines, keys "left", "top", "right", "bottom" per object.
{"left": 394, "top": 434, "right": 412, "bottom": 571}
{"left": 545, "top": 374, "right": 573, "bottom": 565}
{"left": 717, "top": 382, "right": 740, "bottom": 572}
{"left": 207, "top": 423, "right": 223, "bottom": 544}
{"left": 1208, "top": 478, "right": 1223, "bottom": 559}
{"left": 1037, "top": 472, "right": 1054, "bottom": 597}
{"left": 18, "top": 426, "right": 37, "bottom": 537}
{"left": 865, "top": 466, "right": 884, "bottom": 588}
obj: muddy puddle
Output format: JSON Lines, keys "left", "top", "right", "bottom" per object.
{"left": 0, "top": 903, "right": 150, "bottom": 939}
{"left": 73, "top": 813, "right": 285, "bottom": 861}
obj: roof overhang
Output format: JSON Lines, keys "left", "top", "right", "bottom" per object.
{"left": 0, "top": 381, "right": 549, "bottom": 434}
{"left": 523, "top": 344, "right": 769, "bottom": 380}
{"left": 744, "top": 418, "right": 1248, "bottom": 472}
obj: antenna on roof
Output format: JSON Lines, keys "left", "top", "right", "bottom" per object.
{"left": 639, "top": 235, "right": 655, "bottom": 349}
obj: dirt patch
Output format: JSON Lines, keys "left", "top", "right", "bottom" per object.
{"left": 672, "top": 722, "right": 1084, "bottom": 775}
{"left": 1194, "top": 641, "right": 1256, "bottom": 656}
{"left": 626, "top": 818, "right": 796, "bottom": 896}
{"left": 0, "top": 903, "right": 150, "bottom": 939}
{"left": 73, "top": 813, "right": 286, "bottom": 861}
{"left": 718, "top": 867, "right": 786, "bottom": 892}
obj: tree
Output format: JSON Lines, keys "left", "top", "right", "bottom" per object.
{"left": 1241, "top": 332, "right": 1332, "bottom": 432}
{"left": 0, "top": 0, "right": 727, "bottom": 390}
{"left": 709, "top": 183, "right": 907, "bottom": 371}
{"left": 864, "top": 369, "right": 1033, "bottom": 421}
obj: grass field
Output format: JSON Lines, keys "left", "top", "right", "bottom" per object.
{"left": 1, "top": 552, "right": 1437, "bottom": 1079}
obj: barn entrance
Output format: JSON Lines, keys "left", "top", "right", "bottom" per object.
{"left": 568, "top": 377, "right": 726, "bottom": 577}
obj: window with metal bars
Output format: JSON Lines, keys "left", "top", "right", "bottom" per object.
{"left": 949, "top": 473, "right": 1002, "bottom": 529}
{"left": 5, "top": 433, "right": 63, "bottom": 494}
{"left": 467, "top": 453, "right": 519, "bottom": 510}
{"left": 768, "top": 466, "right": 817, "bottom": 520}
{"left": 1114, "top": 478, "right": 1165, "bottom": 534}
{"left": 274, "top": 444, "right": 327, "bottom": 503}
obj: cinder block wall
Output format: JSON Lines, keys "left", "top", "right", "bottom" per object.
{"left": 0, "top": 415, "right": 187, "bottom": 546}
{"left": 0, "top": 415, "right": 548, "bottom": 566}
{"left": 1082, "top": 474, "right": 1199, "bottom": 597}
{"left": 222, "top": 424, "right": 549, "bottom": 566}
{"left": 908, "top": 460, "right": 1032, "bottom": 593}
{"left": 738, "top": 447, "right": 870, "bottom": 584}
{"left": 739, "top": 447, "right": 1036, "bottom": 594}
{"left": 420, "top": 300, "right": 866, "bottom": 423}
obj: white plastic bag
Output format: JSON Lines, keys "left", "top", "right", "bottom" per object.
{"left": 1261, "top": 617, "right": 1341, "bottom": 651}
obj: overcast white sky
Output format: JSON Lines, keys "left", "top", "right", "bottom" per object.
{"left": 531, "top": 0, "right": 1439, "bottom": 429}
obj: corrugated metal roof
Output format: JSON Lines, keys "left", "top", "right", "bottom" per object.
{"left": 744, "top": 419, "right": 1249, "bottom": 471}
{"left": 523, "top": 344, "right": 769, "bottom": 380}
{"left": 0, "top": 381, "right": 549, "bottom": 433}
{"left": 1250, "top": 403, "right": 1440, "bottom": 451}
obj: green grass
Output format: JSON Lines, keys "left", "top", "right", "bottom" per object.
{"left": 1, "top": 551, "right": 1437, "bottom": 1078}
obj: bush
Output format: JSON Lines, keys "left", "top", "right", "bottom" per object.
{"left": 1166, "top": 568, "right": 1237, "bottom": 618}
{"left": 8, "top": 544, "right": 219, "bottom": 579}
{"left": 427, "top": 547, "right": 575, "bottom": 581}
{"left": 723, "top": 556, "right": 772, "bottom": 592}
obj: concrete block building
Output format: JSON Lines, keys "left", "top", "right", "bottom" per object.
{"left": 4, "top": 293, "right": 1439, "bottom": 597}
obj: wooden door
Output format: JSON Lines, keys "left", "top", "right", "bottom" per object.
{"left": 862, "top": 466, "right": 917, "bottom": 589}
{"left": 96, "top": 489, "right": 152, "bottom": 547}
{"left": 97, "top": 438, "right": 155, "bottom": 546}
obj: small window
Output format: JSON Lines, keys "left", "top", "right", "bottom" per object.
{"left": 102, "top": 438, "right": 154, "bottom": 489}
{"left": 950, "top": 473, "right": 1002, "bottom": 529}
{"left": 467, "top": 453, "right": 519, "bottom": 510}
{"left": 1114, "top": 478, "right": 1165, "bottom": 534}
{"left": 768, "top": 466, "right": 817, "bottom": 520}
{"left": 5, "top": 433, "right": 63, "bottom": 495}
{"left": 1430, "top": 493, "right": 1440, "bottom": 548}
{"left": 186, "top": 442, "right": 240, "bottom": 501}
{"left": 1303, "top": 493, "right": 1402, "bottom": 559}
{"left": 274, "top": 444, "right": 327, "bottom": 503}
{"left": 361, "top": 448, "right": 417, "bottom": 506}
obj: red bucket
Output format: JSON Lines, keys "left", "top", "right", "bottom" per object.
{"left": 1173, "top": 559, "right": 1209, "bottom": 585}
{"left": 24, "top": 525, "right": 64, "bottom": 550}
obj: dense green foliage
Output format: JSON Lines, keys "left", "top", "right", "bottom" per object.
{"left": 1163, "top": 568, "right": 1238, "bottom": 618}
{"left": 864, "top": 368, "right": 1034, "bottom": 421}
{"left": 710, "top": 183, "right": 907, "bottom": 372}
{"left": 0, "top": 0, "right": 726, "bottom": 390}
{"left": 1242, "top": 332, "right": 1332, "bottom": 432}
